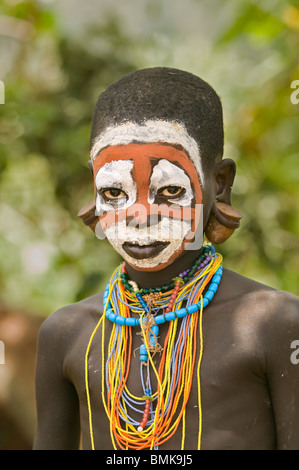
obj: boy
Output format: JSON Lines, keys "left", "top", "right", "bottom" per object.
{"left": 33, "top": 67, "right": 299, "bottom": 450}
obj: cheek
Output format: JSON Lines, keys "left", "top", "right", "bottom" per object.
{"left": 191, "top": 176, "right": 203, "bottom": 205}
{"left": 181, "top": 178, "right": 202, "bottom": 239}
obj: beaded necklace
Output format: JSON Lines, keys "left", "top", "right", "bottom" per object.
{"left": 85, "top": 244, "right": 223, "bottom": 450}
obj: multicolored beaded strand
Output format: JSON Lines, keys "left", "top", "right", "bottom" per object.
{"left": 104, "top": 245, "right": 222, "bottom": 443}
{"left": 85, "top": 244, "right": 223, "bottom": 450}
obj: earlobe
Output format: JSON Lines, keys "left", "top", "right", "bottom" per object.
{"left": 204, "top": 159, "right": 242, "bottom": 244}
{"left": 88, "top": 159, "right": 94, "bottom": 175}
{"left": 204, "top": 201, "right": 242, "bottom": 244}
{"left": 77, "top": 161, "right": 97, "bottom": 232}
{"left": 78, "top": 200, "right": 98, "bottom": 232}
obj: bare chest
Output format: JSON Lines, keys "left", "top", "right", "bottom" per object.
{"left": 67, "top": 302, "right": 275, "bottom": 450}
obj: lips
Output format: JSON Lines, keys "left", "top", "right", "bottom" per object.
{"left": 122, "top": 241, "right": 170, "bottom": 259}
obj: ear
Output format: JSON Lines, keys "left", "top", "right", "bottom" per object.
{"left": 77, "top": 200, "right": 98, "bottom": 232}
{"left": 77, "top": 160, "right": 97, "bottom": 232}
{"left": 205, "top": 158, "right": 242, "bottom": 244}
{"left": 214, "top": 158, "right": 236, "bottom": 205}
{"left": 88, "top": 159, "right": 94, "bottom": 175}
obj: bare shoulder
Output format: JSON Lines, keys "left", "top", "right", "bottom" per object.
{"left": 220, "top": 268, "right": 299, "bottom": 338}
{"left": 225, "top": 266, "right": 297, "bottom": 300}
{"left": 37, "top": 292, "right": 104, "bottom": 352}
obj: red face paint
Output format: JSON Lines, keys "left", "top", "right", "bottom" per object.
{"left": 93, "top": 143, "right": 203, "bottom": 271}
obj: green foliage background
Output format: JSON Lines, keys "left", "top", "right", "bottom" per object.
{"left": 0, "top": 0, "right": 298, "bottom": 318}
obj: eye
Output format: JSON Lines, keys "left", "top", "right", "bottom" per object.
{"left": 158, "top": 186, "right": 185, "bottom": 198}
{"left": 100, "top": 188, "right": 127, "bottom": 201}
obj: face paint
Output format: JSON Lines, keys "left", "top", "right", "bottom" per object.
{"left": 90, "top": 120, "right": 204, "bottom": 185}
{"left": 95, "top": 160, "right": 136, "bottom": 214}
{"left": 93, "top": 142, "right": 203, "bottom": 272}
{"left": 148, "top": 159, "right": 194, "bottom": 207}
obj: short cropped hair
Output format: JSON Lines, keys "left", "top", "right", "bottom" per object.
{"left": 90, "top": 67, "right": 224, "bottom": 168}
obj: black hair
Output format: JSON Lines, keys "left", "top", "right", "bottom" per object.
{"left": 90, "top": 67, "right": 224, "bottom": 167}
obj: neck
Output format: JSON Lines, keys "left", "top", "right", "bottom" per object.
{"left": 124, "top": 246, "right": 204, "bottom": 289}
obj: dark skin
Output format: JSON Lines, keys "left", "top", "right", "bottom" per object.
{"left": 33, "top": 159, "right": 299, "bottom": 450}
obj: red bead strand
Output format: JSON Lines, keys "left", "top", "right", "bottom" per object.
{"left": 137, "top": 399, "right": 152, "bottom": 432}
{"left": 164, "top": 280, "right": 181, "bottom": 314}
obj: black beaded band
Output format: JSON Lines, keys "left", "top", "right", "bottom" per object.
{"left": 120, "top": 245, "right": 212, "bottom": 294}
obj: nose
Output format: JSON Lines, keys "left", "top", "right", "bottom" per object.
{"left": 125, "top": 202, "right": 153, "bottom": 228}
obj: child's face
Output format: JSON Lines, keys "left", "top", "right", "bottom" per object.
{"left": 93, "top": 142, "right": 203, "bottom": 272}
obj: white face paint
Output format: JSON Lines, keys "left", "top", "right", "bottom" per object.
{"left": 92, "top": 131, "right": 203, "bottom": 270}
{"left": 95, "top": 160, "right": 136, "bottom": 215}
{"left": 104, "top": 218, "right": 192, "bottom": 269}
{"left": 148, "top": 159, "right": 194, "bottom": 206}
{"left": 95, "top": 156, "right": 196, "bottom": 269}
{"left": 90, "top": 120, "right": 204, "bottom": 184}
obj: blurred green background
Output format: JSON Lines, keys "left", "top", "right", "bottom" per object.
{"left": 0, "top": 0, "right": 298, "bottom": 450}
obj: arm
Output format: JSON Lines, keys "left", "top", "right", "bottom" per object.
{"left": 264, "top": 292, "right": 299, "bottom": 449}
{"left": 33, "top": 311, "right": 81, "bottom": 450}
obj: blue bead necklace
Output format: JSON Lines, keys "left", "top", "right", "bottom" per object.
{"left": 101, "top": 244, "right": 223, "bottom": 443}
{"left": 104, "top": 245, "right": 223, "bottom": 364}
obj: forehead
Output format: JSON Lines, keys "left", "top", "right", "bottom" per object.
{"left": 90, "top": 120, "right": 204, "bottom": 183}
{"left": 93, "top": 143, "right": 201, "bottom": 185}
